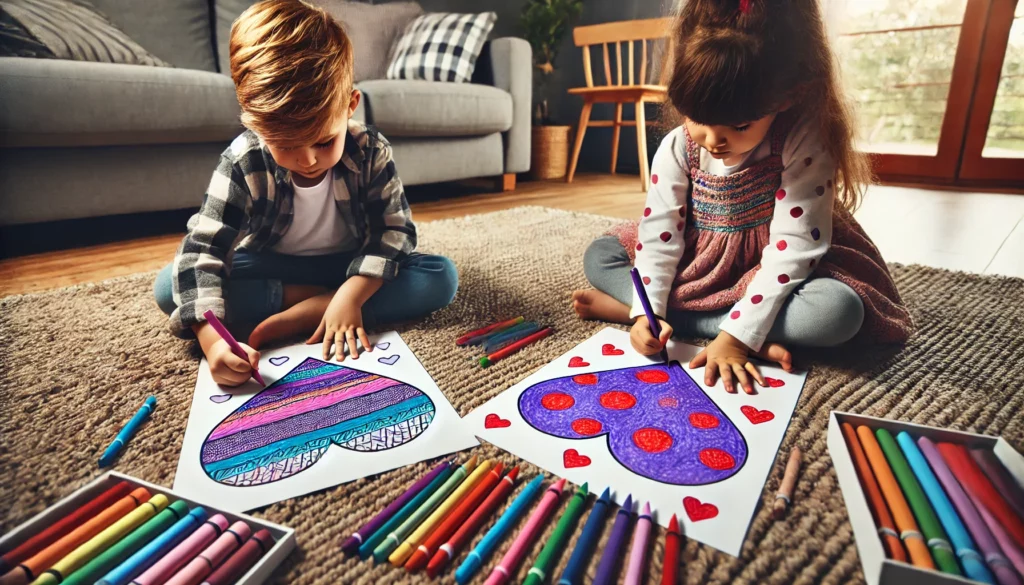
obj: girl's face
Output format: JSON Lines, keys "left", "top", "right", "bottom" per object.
{"left": 684, "top": 113, "right": 777, "bottom": 165}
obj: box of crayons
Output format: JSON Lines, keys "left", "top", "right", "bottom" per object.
{"left": 0, "top": 471, "right": 295, "bottom": 585}
{"left": 827, "top": 411, "right": 1024, "bottom": 585}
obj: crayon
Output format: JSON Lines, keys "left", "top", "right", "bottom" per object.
{"left": 937, "top": 442, "right": 1024, "bottom": 550}
{"left": 483, "top": 478, "right": 566, "bottom": 585}
{"left": 0, "top": 485, "right": 141, "bottom": 585}
{"left": 99, "top": 397, "right": 157, "bottom": 467}
{"left": 340, "top": 461, "right": 449, "bottom": 555}
{"left": 840, "top": 423, "right": 906, "bottom": 562}
{"left": 391, "top": 459, "right": 493, "bottom": 566}
{"left": 202, "top": 310, "right": 264, "bottom": 386}
{"left": 0, "top": 482, "right": 133, "bottom": 575}
{"left": 130, "top": 514, "right": 230, "bottom": 585}
{"left": 773, "top": 447, "right": 802, "bottom": 519}
{"left": 358, "top": 465, "right": 454, "bottom": 560}
{"left": 630, "top": 267, "right": 668, "bottom": 362}
{"left": 624, "top": 502, "right": 653, "bottom": 585}
{"left": 977, "top": 497, "right": 1024, "bottom": 579}
{"left": 482, "top": 323, "right": 541, "bottom": 353}
{"left": 164, "top": 521, "right": 250, "bottom": 585}
{"left": 479, "top": 328, "right": 554, "bottom": 368}
{"left": 457, "top": 317, "right": 525, "bottom": 346}
{"left": 523, "top": 483, "right": 588, "bottom": 585}
{"left": 593, "top": 495, "right": 633, "bottom": 585}
{"left": 427, "top": 467, "right": 520, "bottom": 578}
{"left": 200, "top": 529, "right": 275, "bottom": 585}
{"left": 558, "top": 487, "right": 611, "bottom": 585}
{"left": 373, "top": 456, "right": 479, "bottom": 564}
{"left": 897, "top": 432, "right": 992, "bottom": 583}
{"left": 98, "top": 507, "right": 209, "bottom": 585}
{"left": 970, "top": 449, "right": 1024, "bottom": 520}
{"left": 661, "top": 514, "right": 681, "bottom": 585}
{"left": 33, "top": 494, "right": 169, "bottom": 585}
{"left": 61, "top": 501, "right": 190, "bottom": 585}
{"left": 405, "top": 463, "right": 505, "bottom": 572}
{"left": 454, "top": 474, "right": 544, "bottom": 585}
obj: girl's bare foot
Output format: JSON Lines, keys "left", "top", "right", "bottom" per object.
{"left": 572, "top": 289, "right": 632, "bottom": 324}
{"left": 249, "top": 291, "right": 333, "bottom": 348}
{"left": 754, "top": 342, "right": 794, "bottom": 372}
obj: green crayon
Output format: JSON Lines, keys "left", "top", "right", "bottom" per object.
{"left": 522, "top": 483, "right": 590, "bottom": 585}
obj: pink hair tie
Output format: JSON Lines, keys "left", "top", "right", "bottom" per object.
{"left": 739, "top": 0, "right": 752, "bottom": 14}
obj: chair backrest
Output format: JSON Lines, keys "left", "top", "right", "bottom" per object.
{"left": 572, "top": 17, "right": 674, "bottom": 88}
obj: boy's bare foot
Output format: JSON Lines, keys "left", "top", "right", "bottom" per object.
{"left": 572, "top": 289, "right": 632, "bottom": 324}
{"left": 754, "top": 342, "right": 794, "bottom": 372}
{"left": 282, "top": 284, "right": 330, "bottom": 309}
{"left": 249, "top": 291, "right": 333, "bottom": 348}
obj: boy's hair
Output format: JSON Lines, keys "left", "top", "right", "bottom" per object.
{"left": 666, "top": 0, "right": 870, "bottom": 210}
{"left": 229, "top": 0, "right": 354, "bottom": 147}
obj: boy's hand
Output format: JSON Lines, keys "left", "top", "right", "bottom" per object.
{"left": 689, "top": 331, "right": 765, "bottom": 394}
{"left": 307, "top": 288, "right": 371, "bottom": 361}
{"left": 630, "top": 315, "right": 673, "bottom": 356}
{"left": 208, "top": 339, "right": 261, "bottom": 387}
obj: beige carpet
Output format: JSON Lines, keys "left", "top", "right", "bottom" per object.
{"left": 2, "top": 206, "right": 1023, "bottom": 585}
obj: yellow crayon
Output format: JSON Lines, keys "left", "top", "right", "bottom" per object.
{"left": 31, "top": 495, "right": 169, "bottom": 585}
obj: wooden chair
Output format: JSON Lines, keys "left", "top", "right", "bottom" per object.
{"left": 566, "top": 17, "right": 673, "bottom": 190}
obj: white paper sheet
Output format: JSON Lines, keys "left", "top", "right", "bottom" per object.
{"left": 173, "top": 331, "right": 478, "bottom": 512}
{"left": 463, "top": 327, "right": 807, "bottom": 556}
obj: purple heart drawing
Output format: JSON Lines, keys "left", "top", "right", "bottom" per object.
{"left": 378, "top": 354, "right": 400, "bottom": 366}
{"left": 376, "top": 342, "right": 390, "bottom": 350}
{"left": 269, "top": 356, "right": 289, "bottom": 367}
{"left": 210, "top": 394, "right": 232, "bottom": 404}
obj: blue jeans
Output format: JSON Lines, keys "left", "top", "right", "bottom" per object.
{"left": 154, "top": 251, "right": 458, "bottom": 327}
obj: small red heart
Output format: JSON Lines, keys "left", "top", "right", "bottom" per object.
{"left": 563, "top": 449, "right": 591, "bottom": 468}
{"left": 484, "top": 413, "right": 511, "bottom": 429}
{"left": 764, "top": 377, "right": 785, "bottom": 388}
{"left": 683, "top": 496, "right": 719, "bottom": 521}
{"left": 741, "top": 405, "right": 775, "bottom": 424}
{"left": 601, "top": 344, "right": 625, "bottom": 356}
{"left": 568, "top": 356, "right": 590, "bottom": 368}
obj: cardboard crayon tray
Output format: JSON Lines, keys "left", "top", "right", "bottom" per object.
{"left": 0, "top": 471, "right": 296, "bottom": 585}
{"left": 827, "top": 411, "right": 1024, "bottom": 585}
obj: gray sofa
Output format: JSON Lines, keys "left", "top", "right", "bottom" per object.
{"left": 0, "top": 0, "right": 531, "bottom": 226}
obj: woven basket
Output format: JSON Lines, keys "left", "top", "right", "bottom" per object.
{"left": 530, "top": 125, "right": 572, "bottom": 180}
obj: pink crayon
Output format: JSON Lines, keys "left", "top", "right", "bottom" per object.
{"left": 624, "top": 502, "right": 653, "bottom": 585}
{"left": 483, "top": 478, "right": 565, "bottom": 585}
{"left": 131, "top": 514, "right": 230, "bottom": 585}
{"left": 164, "top": 521, "right": 251, "bottom": 585}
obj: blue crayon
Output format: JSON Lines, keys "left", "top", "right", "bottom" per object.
{"left": 484, "top": 323, "right": 541, "bottom": 353}
{"left": 99, "top": 396, "right": 157, "bottom": 467}
{"left": 97, "top": 506, "right": 208, "bottom": 585}
{"left": 897, "top": 432, "right": 995, "bottom": 584}
{"left": 455, "top": 474, "right": 545, "bottom": 585}
{"left": 558, "top": 487, "right": 612, "bottom": 585}
{"left": 358, "top": 465, "right": 454, "bottom": 560}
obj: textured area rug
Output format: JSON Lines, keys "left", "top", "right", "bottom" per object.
{"left": 2, "top": 206, "right": 1023, "bottom": 585}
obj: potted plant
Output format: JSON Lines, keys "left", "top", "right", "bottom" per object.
{"left": 521, "top": 0, "right": 583, "bottom": 180}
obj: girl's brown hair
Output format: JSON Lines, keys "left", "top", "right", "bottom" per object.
{"left": 667, "top": 0, "right": 870, "bottom": 210}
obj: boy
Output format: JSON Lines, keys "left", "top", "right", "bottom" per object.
{"left": 155, "top": 0, "right": 458, "bottom": 386}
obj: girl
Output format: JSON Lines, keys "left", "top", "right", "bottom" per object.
{"left": 573, "top": 0, "right": 912, "bottom": 394}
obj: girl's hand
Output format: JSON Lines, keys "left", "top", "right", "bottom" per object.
{"left": 306, "top": 289, "right": 371, "bottom": 361}
{"left": 208, "top": 339, "right": 260, "bottom": 387}
{"left": 689, "top": 331, "right": 765, "bottom": 394}
{"left": 630, "top": 316, "right": 674, "bottom": 356}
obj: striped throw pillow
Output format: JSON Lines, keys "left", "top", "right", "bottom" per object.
{"left": 386, "top": 12, "right": 496, "bottom": 83}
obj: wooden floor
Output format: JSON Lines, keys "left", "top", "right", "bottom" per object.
{"left": 0, "top": 173, "right": 645, "bottom": 296}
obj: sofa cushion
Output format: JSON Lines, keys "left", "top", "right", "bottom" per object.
{"left": 318, "top": 1, "right": 422, "bottom": 83}
{"left": 88, "top": 0, "right": 217, "bottom": 71}
{"left": 357, "top": 79, "right": 511, "bottom": 138}
{"left": 386, "top": 12, "right": 495, "bottom": 84}
{"left": 0, "top": 57, "right": 241, "bottom": 148}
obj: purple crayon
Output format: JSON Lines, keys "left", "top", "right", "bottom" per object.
{"left": 593, "top": 495, "right": 633, "bottom": 585}
{"left": 340, "top": 461, "right": 450, "bottom": 555}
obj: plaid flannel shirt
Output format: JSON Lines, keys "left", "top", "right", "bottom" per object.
{"left": 168, "top": 120, "right": 416, "bottom": 337}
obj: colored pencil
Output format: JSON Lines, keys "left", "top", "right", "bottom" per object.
{"left": 202, "top": 310, "right": 264, "bottom": 386}
{"left": 482, "top": 323, "right": 540, "bottom": 353}
{"left": 630, "top": 267, "right": 668, "bottom": 361}
{"left": 454, "top": 474, "right": 544, "bottom": 585}
{"left": 373, "top": 456, "right": 478, "bottom": 564}
{"left": 970, "top": 448, "right": 1024, "bottom": 520}
{"left": 358, "top": 465, "right": 454, "bottom": 560}
{"left": 856, "top": 426, "right": 934, "bottom": 569}
{"left": 200, "top": 529, "right": 274, "bottom": 585}
{"left": 99, "top": 396, "right": 157, "bottom": 467}
{"left": 624, "top": 502, "right": 653, "bottom": 585}
{"left": 98, "top": 507, "right": 209, "bottom": 585}
{"left": 340, "top": 461, "right": 449, "bottom": 555}
{"left": 457, "top": 317, "right": 524, "bottom": 346}
{"left": 406, "top": 463, "right": 506, "bottom": 572}
{"left": 937, "top": 442, "right": 1024, "bottom": 550}
{"left": 0, "top": 482, "right": 133, "bottom": 576}
{"left": 661, "top": 514, "right": 681, "bottom": 585}
{"left": 897, "top": 432, "right": 993, "bottom": 583}
{"left": 773, "top": 447, "right": 802, "bottom": 519}
{"left": 0, "top": 487, "right": 145, "bottom": 585}
{"left": 593, "top": 494, "right": 634, "bottom": 585}
{"left": 523, "top": 483, "right": 588, "bottom": 585}
{"left": 483, "top": 478, "right": 566, "bottom": 585}
{"left": 33, "top": 494, "right": 169, "bottom": 585}
{"left": 479, "top": 328, "right": 554, "bottom": 368}
{"left": 130, "top": 514, "right": 230, "bottom": 585}
{"left": 919, "top": 437, "right": 1021, "bottom": 585}
{"left": 164, "top": 521, "right": 250, "bottom": 585}
{"left": 840, "top": 423, "right": 906, "bottom": 561}
{"left": 391, "top": 459, "right": 494, "bottom": 566}
{"left": 558, "top": 487, "right": 612, "bottom": 585}
{"left": 427, "top": 466, "right": 520, "bottom": 578}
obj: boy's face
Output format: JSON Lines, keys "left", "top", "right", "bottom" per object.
{"left": 264, "top": 90, "right": 361, "bottom": 185}
{"left": 684, "top": 112, "right": 777, "bottom": 166}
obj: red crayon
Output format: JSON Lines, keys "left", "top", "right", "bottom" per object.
{"left": 937, "top": 442, "right": 1024, "bottom": 549}
{"left": 456, "top": 317, "right": 523, "bottom": 346}
{"left": 200, "top": 529, "right": 274, "bottom": 585}
{"left": 426, "top": 467, "right": 521, "bottom": 578}
{"left": 479, "top": 328, "right": 553, "bottom": 368}
{"left": 662, "top": 514, "right": 680, "bottom": 585}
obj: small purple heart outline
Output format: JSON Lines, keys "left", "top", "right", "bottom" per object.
{"left": 378, "top": 354, "right": 400, "bottom": 366}
{"left": 376, "top": 342, "right": 390, "bottom": 350}
{"left": 269, "top": 356, "right": 289, "bottom": 366}
{"left": 210, "top": 394, "right": 232, "bottom": 404}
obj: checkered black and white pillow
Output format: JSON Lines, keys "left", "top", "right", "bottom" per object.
{"left": 385, "top": 12, "right": 496, "bottom": 83}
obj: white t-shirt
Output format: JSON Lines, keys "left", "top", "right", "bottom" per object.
{"left": 273, "top": 172, "right": 354, "bottom": 256}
